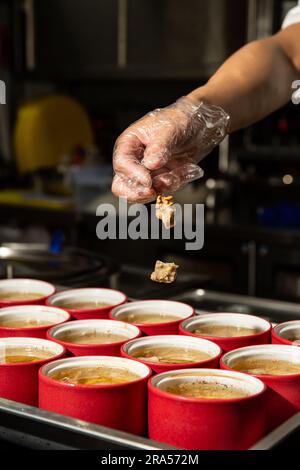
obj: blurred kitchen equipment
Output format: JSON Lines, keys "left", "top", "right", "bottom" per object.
{"left": 0, "top": 98, "right": 10, "bottom": 162}
{"left": 0, "top": 243, "right": 211, "bottom": 300}
{"left": 69, "top": 164, "right": 113, "bottom": 209}
{"left": 0, "top": 190, "right": 73, "bottom": 210}
{"left": 14, "top": 94, "right": 93, "bottom": 173}
{"left": 0, "top": 243, "right": 118, "bottom": 288}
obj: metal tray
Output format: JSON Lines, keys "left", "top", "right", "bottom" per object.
{"left": 0, "top": 398, "right": 172, "bottom": 450}
{"left": 171, "top": 289, "right": 300, "bottom": 324}
{"left": 0, "top": 396, "right": 299, "bottom": 450}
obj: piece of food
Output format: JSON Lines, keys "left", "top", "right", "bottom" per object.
{"left": 155, "top": 195, "right": 176, "bottom": 229}
{"left": 150, "top": 260, "right": 179, "bottom": 284}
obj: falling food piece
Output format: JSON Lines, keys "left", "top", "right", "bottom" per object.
{"left": 155, "top": 195, "right": 176, "bottom": 229}
{"left": 150, "top": 260, "right": 179, "bottom": 284}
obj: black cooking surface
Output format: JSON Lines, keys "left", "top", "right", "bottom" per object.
{"left": 0, "top": 252, "right": 103, "bottom": 278}
{"left": 0, "top": 245, "right": 118, "bottom": 287}
{"left": 0, "top": 244, "right": 211, "bottom": 295}
{"left": 116, "top": 264, "right": 211, "bottom": 299}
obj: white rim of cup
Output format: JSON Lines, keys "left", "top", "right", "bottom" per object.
{"left": 222, "top": 344, "right": 300, "bottom": 377}
{"left": 0, "top": 279, "right": 55, "bottom": 299}
{"left": 40, "top": 355, "right": 151, "bottom": 388}
{"left": 0, "top": 305, "right": 70, "bottom": 329}
{"left": 48, "top": 319, "right": 140, "bottom": 345}
{"left": 150, "top": 368, "right": 266, "bottom": 403}
{"left": 47, "top": 288, "right": 127, "bottom": 310}
{"left": 273, "top": 321, "right": 300, "bottom": 346}
{"left": 181, "top": 313, "right": 271, "bottom": 338}
{"left": 111, "top": 300, "right": 194, "bottom": 325}
{"left": 0, "top": 337, "right": 64, "bottom": 366}
{"left": 122, "top": 334, "right": 221, "bottom": 363}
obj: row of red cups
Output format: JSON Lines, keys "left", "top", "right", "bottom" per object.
{"left": 0, "top": 279, "right": 297, "bottom": 348}
{"left": 0, "top": 281, "right": 271, "bottom": 345}
{"left": 0, "top": 281, "right": 128, "bottom": 320}
{"left": 39, "top": 343, "right": 300, "bottom": 450}
{"left": 1, "top": 298, "right": 300, "bottom": 425}
{"left": 1, "top": 280, "right": 300, "bottom": 449}
{"left": 1, "top": 298, "right": 299, "bottom": 350}
{"left": 0, "top": 279, "right": 299, "bottom": 347}
{"left": 0, "top": 339, "right": 264, "bottom": 450}
{"left": 0, "top": 297, "right": 192, "bottom": 339}
{"left": 44, "top": 316, "right": 300, "bottom": 441}
{"left": 2, "top": 335, "right": 300, "bottom": 449}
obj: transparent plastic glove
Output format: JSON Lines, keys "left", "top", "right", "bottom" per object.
{"left": 112, "top": 96, "right": 230, "bottom": 202}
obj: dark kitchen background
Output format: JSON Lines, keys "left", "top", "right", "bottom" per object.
{"left": 0, "top": 0, "right": 299, "bottom": 302}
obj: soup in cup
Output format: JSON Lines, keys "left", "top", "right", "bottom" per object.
{"left": 272, "top": 320, "right": 300, "bottom": 346}
{"left": 39, "top": 355, "right": 151, "bottom": 435}
{"left": 221, "top": 344, "right": 300, "bottom": 430}
{"left": 110, "top": 300, "right": 194, "bottom": 336}
{"left": 0, "top": 337, "right": 65, "bottom": 405}
{"left": 121, "top": 334, "right": 221, "bottom": 373}
{"left": 0, "top": 279, "right": 55, "bottom": 307}
{"left": 180, "top": 313, "right": 271, "bottom": 352}
{"left": 48, "top": 319, "right": 141, "bottom": 356}
{"left": 46, "top": 288, "right": 127, "bottom": 320}
{"left": 148, "top": 368, "right": 266, "bottom": 450}
{"left": 0, "top": 305, "right": 70, "bottom": 339}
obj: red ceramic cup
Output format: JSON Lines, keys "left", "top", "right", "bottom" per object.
{"left": 0, "top": 337, "right": 65, "bottom": 406}
{"left": 180, "top": 313, "right": 271, "bottom": 352}
{"left": 272, "top": 321, "right": 300, "bottom": 346}
{"left": 0, "top": 305, "right": 70, "bottom": 339}
{"left": 46, "top": 288, "right": 127, "bottom": 320}
{"left": 47, "top": 319, "right": 141, "bottom": 356}
{"left": 0, "top": 279, "right": 55, "bottom": 307}
{"left": 221, "top": 344, "right": 300, "bottom": 431}
{"left": 110, "top": 300, "right": 194, "bottom": 336}
{"left": 148, "top": 368, "right": 266, "bottom": 450}
{"left": 39, "top": 355, "right": 151, "bottom": 435}
{"left": 121, "top": 334, "right": 221, "bottom": 374}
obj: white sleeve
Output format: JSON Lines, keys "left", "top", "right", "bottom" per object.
{"left": 282, "top": 1, "right": 300, "bottom": 28}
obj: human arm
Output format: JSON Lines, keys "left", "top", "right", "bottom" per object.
{"left": 112, "top": 24, "right": 300, "bottom": 202}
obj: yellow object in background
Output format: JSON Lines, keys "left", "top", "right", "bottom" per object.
{"left": 0, "top": 190, "right": 73, "bottom": 210}
{"left": 14, "top": 94, "right": 93, "bottom": 173}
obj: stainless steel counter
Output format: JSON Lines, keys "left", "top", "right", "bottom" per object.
{"left": 171, "top": 289, "right": 300, "bottom": 323}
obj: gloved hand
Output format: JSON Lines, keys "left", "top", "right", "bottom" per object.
{"left": 112, "top": 96, "right": 230, "bottom": 203}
